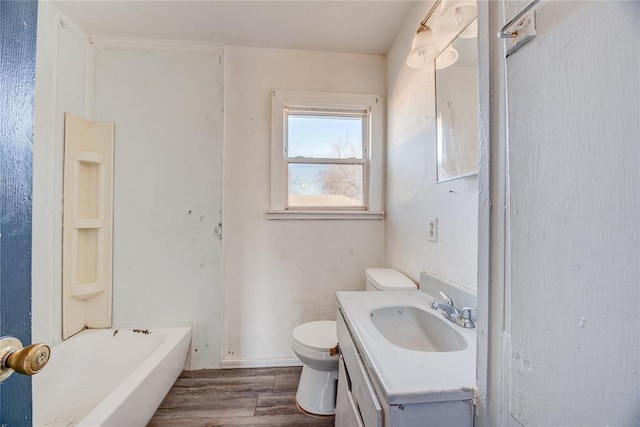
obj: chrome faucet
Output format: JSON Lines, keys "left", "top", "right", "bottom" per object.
{"left": 430, "top": 291, "right": 476, "bottom": 329}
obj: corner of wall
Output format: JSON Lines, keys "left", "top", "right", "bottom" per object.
{"left": 32, "top": 2, "right": 93, "bottom": 345}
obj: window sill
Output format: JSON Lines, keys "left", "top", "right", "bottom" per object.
{"left": 265, "top": 210, "right": 385, "bottom": 220}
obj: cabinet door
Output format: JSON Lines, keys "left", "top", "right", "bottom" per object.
{"left": 336, "top": 357, "right": 365, "bottom": 427}
{"left": 337, "top": 311, "right": 383, "bottom": 427}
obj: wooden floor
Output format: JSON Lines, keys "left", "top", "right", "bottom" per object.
{"left": 148, "top": 367, "right": 335, "bottom": 427}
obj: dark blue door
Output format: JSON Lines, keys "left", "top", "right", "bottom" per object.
{"left": 0, "top": 0, "right": 38, "bottom": 425}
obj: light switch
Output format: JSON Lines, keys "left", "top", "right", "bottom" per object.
{"left": 427, "top": 217, "right": 438, "bottom": 243}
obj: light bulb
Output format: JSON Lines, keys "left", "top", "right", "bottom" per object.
{"left": 455, "top": 6, "right": 464, "bottom": 26}
{"left": 435, "top": 45, "right": 458, "bottom": 69}
{"left": 433, "top": 0, "right": 477, "bottom": 36}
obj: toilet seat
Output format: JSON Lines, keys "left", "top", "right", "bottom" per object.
{"left": 292, "top": 320, "right": 337, "bottom": 352}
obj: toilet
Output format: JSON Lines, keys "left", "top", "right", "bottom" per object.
{"left": 291, "top": 268, "right": 416, "bottom": 415}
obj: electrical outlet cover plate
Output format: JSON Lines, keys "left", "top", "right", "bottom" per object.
{"left": 427, "top": 217, "right": 438, "bottom": 242}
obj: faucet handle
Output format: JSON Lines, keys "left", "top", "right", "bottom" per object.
{"left": 439, "top": 291, "right": 454, "bottom": 307}
{"left": 460, "top": 307, "right": 475, "bottom": 319}
{"left": 458, "top": 307, "right": 477, "bottom": 328}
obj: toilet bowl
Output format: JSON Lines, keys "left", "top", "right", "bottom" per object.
{"left": 291, "top": 268, "right": 416, "bottom": 415}
{"left": 291, "top": 320, "right": 339, "bottom": 415}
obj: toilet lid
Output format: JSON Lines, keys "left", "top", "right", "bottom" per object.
{"left": 366, "top": 268, "right": 417, "bottom": 291}
{"left": 293, "top": 321, "right": 337, "bottom": 351}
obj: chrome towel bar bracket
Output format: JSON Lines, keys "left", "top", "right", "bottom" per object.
{"left": 497, "top": 0, "right": 540, "bottom": 39}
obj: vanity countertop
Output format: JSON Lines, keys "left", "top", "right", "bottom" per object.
{"left": 336, "top": 290, "right": 476, "bottom": 405}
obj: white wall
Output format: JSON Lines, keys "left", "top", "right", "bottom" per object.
{"left": 385, "top": 1, "right": 478, "bottom": 292}
{"left": 503, "top": 1, "right": 639, "bottom": 424}
{"left": 223, "top": 46, "right": 385, "bottom": 365}
{"left": 34, "top": 5, "right": 224, "bottom": 369}
{"left": 33, "top": 2, "right": 92, "bottom": 345}
{"left": 92, "top": 42, "right": 224, "bottom": 369}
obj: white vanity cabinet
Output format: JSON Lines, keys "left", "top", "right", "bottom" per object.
{"left": 336, "top": 307, "right": 474, "bottom": 427}
{"left": 336, "top": 310, "right": 382, "bottom": 427}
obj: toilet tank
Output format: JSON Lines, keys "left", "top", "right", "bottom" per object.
{"left": 365, "top": 268, "right": 417, "bottom": 291}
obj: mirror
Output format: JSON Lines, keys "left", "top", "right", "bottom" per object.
{"left": 435, "top": 18, "right": 479, "bottom": 182}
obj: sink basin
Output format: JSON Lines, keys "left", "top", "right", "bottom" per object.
{"left": 369, "top": 306, "right": 467, "bottom": 352}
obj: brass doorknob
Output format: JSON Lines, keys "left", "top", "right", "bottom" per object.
{"left": 6, "top": 343, "right": 50, "bottom": 375}
{"left": 0, "top": 337, "right": 50, "bottom": 382}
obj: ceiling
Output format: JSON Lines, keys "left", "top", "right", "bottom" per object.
{"left": 51, "top": 1, "right": 421, "bottom": 55}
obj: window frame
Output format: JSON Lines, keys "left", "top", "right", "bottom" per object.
{"left": 268, "top": 89, "right": 384, "bottom": 220}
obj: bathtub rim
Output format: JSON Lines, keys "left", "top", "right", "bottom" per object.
{"left": 78, "top": 326, "right": 191, "bottom": 427}
{"left": 34, "top": 326, "right": 191, "bottom": 427}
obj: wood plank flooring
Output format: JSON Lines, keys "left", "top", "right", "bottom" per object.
{"left": 148, "top": 367, "right": 335, "bottom": 427}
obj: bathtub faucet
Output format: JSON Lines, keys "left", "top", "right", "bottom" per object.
{"left": 430, "top": 291, "right": 476, "bottom": 329}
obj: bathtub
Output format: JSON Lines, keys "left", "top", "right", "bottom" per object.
{"left": 33, "top": 327, "right": 191, "bottom": 426}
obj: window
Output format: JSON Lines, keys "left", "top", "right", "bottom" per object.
{"left": 287, "top": 112, "right": 366, "bottom": 208}
{"left": 268, "top": 90, "right": 384, "bottom": 220}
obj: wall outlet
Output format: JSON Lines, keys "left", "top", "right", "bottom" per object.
{"left": 427, "top": 217, "right": 438, "bottom": 242}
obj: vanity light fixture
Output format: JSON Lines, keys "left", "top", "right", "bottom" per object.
{"left": 459, "top": 17, "right": 478, "bottom": 39}
{"left": 406, "top": 0, "right": 442, "bottom": 68}
{"left": 435, "top": 45, "right": 459, "bottom": 70}
{"left": 433, "top": 0, "right": 477, "bottom": 37}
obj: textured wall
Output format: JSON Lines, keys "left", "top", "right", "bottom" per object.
{"left": 223, "top": 46, "right": 385, "bottom": 365}
{"left": 385, "top": 1, "right": 479, "bottom": 292}
{"left": 505, "top": 1, "right": 640, "bottom": 424}
{"left": 33, "top": 4, "right": 224, "bottom": 369}
{"left": 93, "top": 43, "right": 224, "bottom": 370}
{"left": 33, "top": 2, "right": 91, "bottom": 347}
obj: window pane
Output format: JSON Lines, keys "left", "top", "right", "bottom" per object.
{"left": 288, "top": 115, "right": 363, "bottom": 159}
{"left": 288, "top": 163, "right": 364, "bottom": 207}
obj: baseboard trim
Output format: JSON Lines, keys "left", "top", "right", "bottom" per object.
{"left": 221, "top": 357, "right": 302, "bottom": 369}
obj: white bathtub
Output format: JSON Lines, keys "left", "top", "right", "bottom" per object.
{"left": 33, "top": 327, "right": 191, "bottom": 427}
